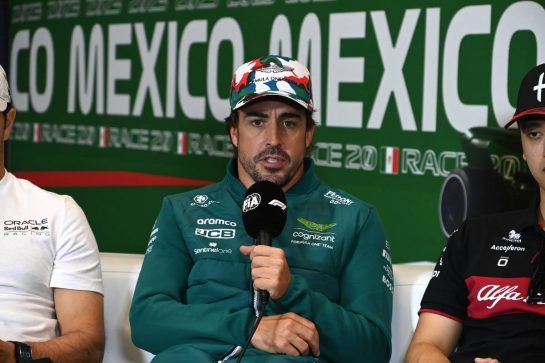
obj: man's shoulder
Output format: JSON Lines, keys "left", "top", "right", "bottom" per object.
{"left": 466, "top": 207, "right": 529, "bottom": 228}
{"left": 455, "top": 207, "right": 533, "bottom": 245}
{"left": 9, "top": 172, "right": 76, "bottom": 208}
{"left": 164, "top": 180, "right": 227, "bottom": 206}
{"left": 318, "top": 183, "right": 376, "bottom": 212}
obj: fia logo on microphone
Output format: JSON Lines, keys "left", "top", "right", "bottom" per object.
{"left": 243, "top": 193, "right": 261, "bottom": 212}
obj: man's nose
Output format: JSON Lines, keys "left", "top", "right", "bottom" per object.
{"left": 265, "top": 122, "right": 282, "bottom": 146}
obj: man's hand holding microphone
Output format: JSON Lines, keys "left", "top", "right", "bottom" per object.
{"left": 240, "top": 181, "right": 320, "bottom": 357}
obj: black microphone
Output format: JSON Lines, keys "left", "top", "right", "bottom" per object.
{"left": 242, "top": 180, "right": 287, "bottom": 305}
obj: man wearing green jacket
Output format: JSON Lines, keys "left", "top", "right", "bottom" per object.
{"left": 130, "top": 55, "right": 393, "bottom": 362}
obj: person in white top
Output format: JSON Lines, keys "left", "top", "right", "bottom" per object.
{"left": 0, "top": 64, "right": 104, "bottom": 363}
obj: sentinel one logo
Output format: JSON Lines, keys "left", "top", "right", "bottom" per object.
{"left": 243, "top": 193, "right": 261, "bottom": 212}
{"left": 268, "top": 199, "right": 286, "bottom": 210}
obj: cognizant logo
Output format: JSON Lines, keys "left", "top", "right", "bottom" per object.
{"left": 292, "top": 230, "right": 335, "bottom": 242}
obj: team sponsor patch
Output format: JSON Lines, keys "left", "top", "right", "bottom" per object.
{"left": 290, "top": 228, "right": 336, "bottom": 250}
{"left": 466, "top": 276, "right": 545, "bottom": 319}
{"left": 501, "top": 229, "right": 522, "bottom": 243}
{"left": 197, "top": 218, "right": 237, "bottom": 226}
{"left": 323, "top": 190, "right": 354, "bottom": 205}
{"left": 2, "top": 217, "right": 50, "bottom": 236}
{"left": 490, "top": 244, "right": 525, "bottom": 252}
{"left": 190, "top": 194, "right": 219, "bottom": 208}
{"left": 296, "top": 217, "right": 336, "bottom": 232}
{"left": 194, "top": 228, "right": 236, "bottom": 239}
{"left": 193, "top": 241, "right": 233, "bottom": 255}
{"left": 382, "top": 249, "right": 392, "bottom": 264}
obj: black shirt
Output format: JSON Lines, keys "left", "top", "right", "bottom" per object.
{"left": 420, "top": 199, "right": 545, "bottom": 363}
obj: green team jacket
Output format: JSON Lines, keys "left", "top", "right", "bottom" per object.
{"left": 130, "top": 159, "right": 393, "bottom": 363}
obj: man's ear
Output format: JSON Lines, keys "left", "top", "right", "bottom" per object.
{"left": 305, "top": 125, "right": 315, "bottom": 148}
{"left": 229, "top": 124, "right": 239, "bottom": 148}
{"left": 3, "top": 108, "right": 16, "bottom": 141}
{"left": 523, "top": 153, "right": 527, "bottom": 161}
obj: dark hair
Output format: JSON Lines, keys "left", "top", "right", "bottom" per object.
{"left": 224, "top": 103, "right": 317, "bottom": 156}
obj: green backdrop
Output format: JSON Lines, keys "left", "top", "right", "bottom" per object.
{"left": 7, "top": 0, "right": 545, "bottom": 262}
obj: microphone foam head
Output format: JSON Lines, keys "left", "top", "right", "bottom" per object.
{"left": 242, "top": 180, "right": 287, "bottom": 238}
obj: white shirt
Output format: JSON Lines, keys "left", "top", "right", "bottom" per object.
{"left": 0, "top": 171, "right": 103, "bottom": 341}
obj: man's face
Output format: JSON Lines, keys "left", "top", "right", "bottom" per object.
{"left": 230, "top": 98, "right": 314, "bottom": 191}
{"left": 0, "top": 112, "right": 6, "bottom": 172}
{"left": 0, "top": 108, "right": 16, "bottom": 172}
{"left": 520, "top": 119, "right": 545, "bottom": 193}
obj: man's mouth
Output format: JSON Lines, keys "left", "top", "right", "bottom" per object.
{"left": 259, "top": 155, "right": 286, "bottom": 168}
{"left": 254, "top": 146, "right": 291, "bottom": 166}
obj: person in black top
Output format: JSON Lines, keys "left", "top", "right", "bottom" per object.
{"left": 405, "top": 63, "right": 545, "bottom": 363}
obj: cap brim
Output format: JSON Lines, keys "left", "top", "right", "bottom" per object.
{"left": 233, "top": 91, "right": 313, "bottom": 112}
{"left": 504, "top": 107, "right": 545, "bottom": 128}
{"left": 0, "top": 99, "right": 7, "bottom": 112}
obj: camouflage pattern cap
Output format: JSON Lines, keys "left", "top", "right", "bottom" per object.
{"left": 229, "top": 55, "right": 314, "bottom": 112}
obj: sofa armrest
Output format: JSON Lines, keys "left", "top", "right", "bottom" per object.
{"left": 100, "top": 253, "right": 154, "bottom": 363}
{"left": 390, "top": 262, "right": 435, "bottom": 363}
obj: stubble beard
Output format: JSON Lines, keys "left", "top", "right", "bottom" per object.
{"left": 239, "top": 145, "right": 302, "bottom": 188}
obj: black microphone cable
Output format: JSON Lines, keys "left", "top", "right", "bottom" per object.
{"left": 235, "top": 180, "right": 287, "bottom": 362}
{"left": 235, "top": 290, "right": 268, "bottom": 363}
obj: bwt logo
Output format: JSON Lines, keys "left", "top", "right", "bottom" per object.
{"left": 243, "top": 193, "right": 261, "bottom": 212}
{"left": 268, "top": 199, "right": 286, "bottom": 210}
{"left": 195, "top": 228, "right": 236, "bottom": 239}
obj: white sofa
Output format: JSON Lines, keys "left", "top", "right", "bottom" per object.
{"left": 100, "top": 253, "right": 434, "bottom": 363}
{"left": 101, "top": 253, "right": 154, "bottom": 363}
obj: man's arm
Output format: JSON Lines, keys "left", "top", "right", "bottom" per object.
{"left": 130, "top": 198, "right": 256, "bottom": 355}
{"left": 265, "top": 206, "right": 393, "bottom": 362}
{"left": 240, "top": 245, "right": 320, "bottom": 357}
{"left": 31, "top": 289, "right": 104, "bottom": 363}
{"left": 405, "top": 312, "right": 462, "bottom": 363}
{"left": 0, "top": 290, "right": 104, "bottom": 363}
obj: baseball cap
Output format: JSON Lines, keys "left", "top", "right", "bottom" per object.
{"left": 0, "top": 64, "right": 11, "bottom": 112}
{"left": 504, "top": 63, "right": 545, "bottom": 128}
{"left": 229, "top": 55, "right": 314, "bottom": 112}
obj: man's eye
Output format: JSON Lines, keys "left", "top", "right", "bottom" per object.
{"left": 284, "top": 121, "right": 296, "bottom": 128}
{"left": 251, "top": 119, "right": 263, "bottom": 126}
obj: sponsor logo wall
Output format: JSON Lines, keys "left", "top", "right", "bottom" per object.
{"left": 7, "top": 0, "right": 545, "bottom": 261}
